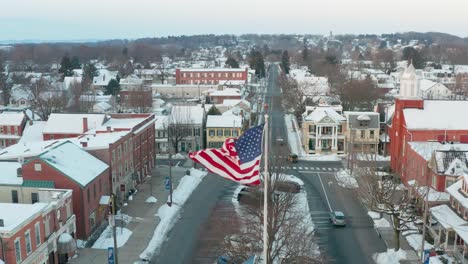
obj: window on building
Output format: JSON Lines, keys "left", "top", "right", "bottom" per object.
{"left": 370, "top": 130, "right": 375, "bottom": 139}
{"left": 233, "top": 130, "right": 239, "bottom": 137}
{"left": 35, "top": 222, "right": 41, "bottom": 246}
{"left": 0, "top": 127, "right": 3, "bottom": 133}
{"left": 66, "top": 201, "right": 71, "bottom": 219}
{"left": 99, "top": 179, "right": 102, "bottom": 193}
{"left": 87, "top": 188, "right": 90, "bottom": 202}
{"left": 224, "top": 129, "right": 231, "bottom": 137}
{"left": 195, "top": 128, "right": 200, "bottom": 137}
{"left": 15, "top": 126, "right": 19, "bottom": 135}
{"left": 15, "top": 239, "right": 21, "bottom": 262}
{"left": 31, "top": 192, "right": 39, "bottom": 204}
{"left": 309, "top": 125, "right": 315, "bottom": 133}
{"left": 360, "top": 130, "right": 365, "bottom": 138}
{"left": 12, "top": 190, "right": 18, "bottom": 203}
{"left": 93, "top": 184, "right": 96, "bottom": 199}
{"left": 432, "top": 175, "right": 437, "bottom": 188}
{"left": 34, "top": 163, "right": 42, "bottom": 172}
{"left": 50, "top": 135, "right": 54, "bottom": 140}
{"left": 25, "top": 231, "right": 32, "bottom": 255}
{"left": 89, "top": 211, "right": 96, "bottom": 229}
{"left": 338, "top": 125, "right": 342, "bottom": 133}
{"left": 217, "top": 129, "right": 223, "bottom": 137}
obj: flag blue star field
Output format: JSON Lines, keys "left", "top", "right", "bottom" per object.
{"left": 189, "top": 124, "right": 265, "bottom": 185}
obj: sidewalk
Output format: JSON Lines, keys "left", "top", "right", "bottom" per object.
{"left": 70, "top": 161, "right": 190, "bottom": 264}
{"left": 372, "top": 214, "right": 421, "bottom": 264}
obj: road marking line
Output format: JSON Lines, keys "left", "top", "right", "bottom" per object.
{"left": 318, "top": 174, "right": 332, "bottom": 212}
{"left": 299, "top": 167, "right": 303, "bottom": 169}
{"left": 328, "top": 168, "right": 332, "bottom": 171}
{"left": 292, "top": 167, "right": 297, "bottom": 169}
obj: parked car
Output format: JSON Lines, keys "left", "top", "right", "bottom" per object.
{"left": 287, "top": 153, "right": 298, "bottom": 163}
{"left": 276, "top": 181, "right": 301, "bottom": 193}
{"left": 330, "top": 211, "right": 346, "bottom": 226}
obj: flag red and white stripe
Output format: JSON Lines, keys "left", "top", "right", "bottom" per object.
{"left": 189, "top": 138, "right": 261, "bottom": 185}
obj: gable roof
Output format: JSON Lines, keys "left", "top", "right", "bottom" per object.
{"left": 43, "top": 113, "right": 106, "bottom": 134}
{"left": 37, "top": 141, "right": 108, "bottom": 187}
{"left": 0, "top": 112, "right": 25, "bottom": 126}
{"left": 403, "top": 100, "right": 468, "bottom": 130}
{"left": 434, "top": 148, "right": 468, "bottom": 176}
{"left": 303, "top": 106, "right": 345, "bottom": 123}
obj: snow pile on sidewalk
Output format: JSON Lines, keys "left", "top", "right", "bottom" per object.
{"left": 335, "top": 170, "right": 358, "bottom": 188}
{"left": 357, "top": 153, "right": 391, "bottom": 161}
{"left": 145, "top": 196, "right": 157, "bottom": 203}
{"left": 373, "top": 249, "right": 407, "bottom": 264}
{"left": 138, "top": 168, "right": 208, "bottom": 261}
{"left": 284, "top": 114, "right": 306, "bottom": 156}
{"left": 403, "top": 222, "right": 433, "bottom": 251}
{"left": 368, "top": 211, "right": 391, "bottom": 228}
{"left": 92, "top": 226, "right": 133, "bottom": 249}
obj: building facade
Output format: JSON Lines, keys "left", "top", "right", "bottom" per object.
{"left": 0, "top": 112, "right": 26, "bottom": 148}
{"left": 344, "top": 112, "right": 380, "bottom": 155}
{"left": 206, "top": 115, "right": 242, "bottom": 148}
{"left": 0, "top": 189, "right": 76, "bottom": 264}
{"left": 175, "top": 68, "right": 248, "bottom": 85}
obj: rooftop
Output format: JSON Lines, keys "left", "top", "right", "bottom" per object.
{"left": 206, "top": 115, "right": 242, "bottom": 128}
{"left": 37, "top": 141, "right": 108, "bottom": 187}
{"left": 0, "top": 161, "right": 22, "bottom": 185}
{"left": 0, "top": 203, "right": 48, "bottom": 232}
{"left": 404, "top": 100, "right": 468, "bottom": 130}
{"left": 0, "top": 112, "right": 25, "bottom": 126}
{"left": 178, "top": 68, "right": 246, "bottom": 72}
{"left": 43, "top": 113, "right": 106, "bottom": 134}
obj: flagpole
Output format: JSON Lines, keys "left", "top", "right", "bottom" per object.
{"left": 263, "top": 114, "right": 269, "bottom": 264}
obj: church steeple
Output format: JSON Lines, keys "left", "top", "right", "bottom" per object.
{"left": 399, "top": 62, "right": 419, "bottom": 97}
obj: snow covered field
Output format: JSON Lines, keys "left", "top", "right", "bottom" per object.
{"left": 138, "top": 168, "right": 208, "bottom": 261}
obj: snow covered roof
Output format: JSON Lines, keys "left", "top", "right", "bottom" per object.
{"left": 63, "top": 76, "right": 82, "bottom": 90}
{"left": 455, "top": 65, "right": 468, "bottom": 74}
{"left": 120, "top": 75, "right": 143, "bottom": 86}
{"left": 0, "top": 161, "right": 22, "bottom": 185}
{"left": 92, "top": 69, "right": 118, "bottom": 86}
{"left": 447, "top": 180, "right": 468, "bottom": 209}
{"left": 37, "top": 141, "right": 108, "bottom": 187}
{"left": 96, "top": 117, "right": 146, "bottom": 131}
{"left": 43, "top": 114, "right": 106, "bottom": 134}
{"left": 170, "top": 105, "right": 204, "bottom": 125}
{"left": 19, "top": 121, "right": 47, "bottom": 143}
{"left": 94, "top": 101, "right": 112, "bottom": 111}
{"left": 0, "top": 203, "right": 48, "bottom": 232}
{"left": 10, "top": 84, "right": 33, "bottom": 101}
{"left": 431, "top": 204, "right": 468, "bottom": 242}
{"left": 303, "top": 106, "right": 345, "bottom": 123}
{"left": 416, "top": 187, "right": 449, "bottom": 202}
{"left": 0, "top": 131, "right": 130, "bottom": 160}
{"left": 209, "top": 88, "right": 241, "bottom": 97}
{"left": 0, "top": 112, "right": 25, "bottom": 126}
{"left": 154, "top": 116, "right": 168, "bottom": 130}
{"left": 408, "top": 142, "right": 440, "bottom": 161}
{"left": 419, "top": 79, "right": 446, "bottom": 92}
{"left": 434, "top": 147, "right": 468, "bottom": 176}
{"left": 404, "top": 101, "right": 468, "bottom": 130}
{"left": 206, "top": 115, "right": 242, "bottom": 128}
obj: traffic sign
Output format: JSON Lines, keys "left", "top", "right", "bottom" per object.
{"left": 108, "top": 247, "right": 115, "bottom": 264}
{"left": 165, "top": 177, "right": 171, "bottom": 190}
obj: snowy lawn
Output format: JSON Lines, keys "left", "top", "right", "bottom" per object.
{"left": 335, "top": 170, "right": 358, "bottom": 188}
{"left": 373, "top": 249, "right": 407, "bottom": 264}
{"left": 92, "top": 225, "right": 132, "bottom": 249}
{"left": 138, "top": 168, "right": 208, "bottom": 261}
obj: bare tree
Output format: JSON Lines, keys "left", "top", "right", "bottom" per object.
{"left": 28, "top": 78, "right": 67, "bottom": 120}
{"left": 279, "top": 74, "right": 325, "bottom": 117}
{"left": 218, "top": 164, "right": 324, "bottom": 263}
{"left": 356, "top": 167, "right": 417, "bottom": 251}
{"left": 156, "top": 57, "right": 171, "bottom": 84}
{"left": 167, "top": 106, "right": 193, "bottom": 153}
{"left": 120, "top": 86, "right": 152, "bottom": 113}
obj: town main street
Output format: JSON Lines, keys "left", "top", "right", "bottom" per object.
{"left": 264, "top": 64, "right": 387, "bottom": 263}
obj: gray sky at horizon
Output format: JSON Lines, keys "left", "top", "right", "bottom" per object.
{"left": 1, "top": 0, "right": 468, "bottom": 41}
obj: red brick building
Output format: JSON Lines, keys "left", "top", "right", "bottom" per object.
{"left": 0, "top": 189, "right": 76, "bottom": 264}
{"left": 389, "top": 97, "right": 468, "bottom": 189}
{"left": 175, "top": 68, "right": 248, "bottom": 85}
{"left": 0, "top": 112, "right": 27, "bottom": 148}
{"left": 95, "top": 113, "right": 156, "bottom": 183}
{"left": 21, "top": 141, "right": 110, "bottom": 239}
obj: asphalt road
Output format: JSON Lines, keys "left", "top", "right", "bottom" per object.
{"left": 150, "top": 173, "right": 235, "bottom": 264}
{"left": 264, "top": 64, "right": 386, "bottom": 263}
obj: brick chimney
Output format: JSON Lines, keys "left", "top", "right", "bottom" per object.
{"left": 107, "top": 126, "right": 112, "bottom": 132}
{"left": 83, "top": 117, "right": 88, "bottom": 132}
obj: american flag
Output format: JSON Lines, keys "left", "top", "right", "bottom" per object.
{"left": 189, "top": 124, "right": 265, "bottom": 185}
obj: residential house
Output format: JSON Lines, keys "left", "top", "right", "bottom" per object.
{"left": 21, "top": 141, "right": 110, "bottom": 239}
{"left": 91, "top": 69, "right": 118, "bottom": 91}
{"left": 0, "top": 112, "right": 27, "bottom": 148}
{"left": 206, "top": 115, "right": 242, "bottom": 148}
{"left": 301, "top": 105, "right": 346, "bottom": 154}
{"left": 168, "top": 105, "right": 205, "bottom": 152}
{"left": 155, "top": 116, "right": 169, "bottom": 154}
{"left": 209, "top": 88, "right": 241, "bottom": 104}
{"left": 344, "top": 112, "right": 380, "bottom": 155}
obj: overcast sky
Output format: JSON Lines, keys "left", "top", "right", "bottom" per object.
{"left": 1, "top": 0, "right": 468, "bottom": 41}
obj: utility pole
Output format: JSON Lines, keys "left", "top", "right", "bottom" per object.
{"left": 111, "top": 194, "right": 119, "bottom": 264}
{"left": 168, "top": 153, "right": 173, "bottom": 206}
